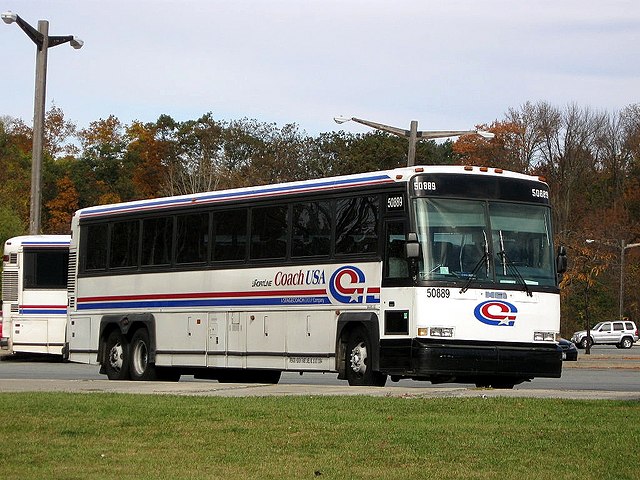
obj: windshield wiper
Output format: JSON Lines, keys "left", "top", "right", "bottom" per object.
{"left": 459, "top": 252, "right": 489, "bottom": 294}
{"left": 498, "top": 250, "right": 532, "bottom": 297}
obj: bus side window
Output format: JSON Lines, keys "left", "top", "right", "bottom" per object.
{"left": 385, "top": 221, "right": 408, "bottom": 279}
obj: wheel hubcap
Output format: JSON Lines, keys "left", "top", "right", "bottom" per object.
{"left": 109, "top": 342, "right": 124, "bottom": 372}
{"left": 350, "top": 342, "right": 367, "bottom": 375}
{"left": 132, "top": 341, "right": 148, "bottom": 376}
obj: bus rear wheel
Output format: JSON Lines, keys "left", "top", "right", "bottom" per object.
{"left": 130, "top": 328, "right": 157, "bottom": 381}
{"left": 104, "top": 330, "right": 130, "bottom": 380}
{"left": 346, "top": 327, "right": 387, "bottom": 387}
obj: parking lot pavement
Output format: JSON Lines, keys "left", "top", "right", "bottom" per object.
{"left": 0, "top": 377, "right": 637, "bottom": 400}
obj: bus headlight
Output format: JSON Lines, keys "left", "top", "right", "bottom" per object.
{"left": 430, "top": 327, "right": 454, "bottom": 338}
{"left": 534, "top": 331, "right": 556, "bottom": 342}
{"left": 418, "top": 327, "right": 428, "bottom": 337}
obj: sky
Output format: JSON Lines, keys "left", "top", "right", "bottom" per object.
{"left": 1, "top": 0, "right": 639, "bottom": 137}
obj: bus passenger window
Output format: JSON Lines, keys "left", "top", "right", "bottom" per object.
{"left": 110, "top": 220, "right": 140, "bottom": 269}
{"left": 84, "top": 224, "right": 108, "bottom": 271}
{"left": 335, "top": 196, "right": 378, "bottom": 255}
{"left": 142, "top": 216, "right": 173, "bottom": 266}
{"left": 250, "top": 205, "right": 288, "bottom": 260}
{"left": 212, "top": 209, "right": 247, "bottom": 262}
{"left": 292, "top": 201, "right": 331, "bottom": 257}
{"left": 176, "top": 212, "right": 209, "bottom": 264}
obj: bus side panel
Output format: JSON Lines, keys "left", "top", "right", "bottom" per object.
{"left": 155, "top": 312, "right": 207, "bottom": 367}
{"left": 286, "top": 310, "right": 335, "bottom": 371}
{"left": 68, "top": 316, "right": 95, "bottom": 364}
{"left": 246, "top": 311, "right": 286, "bottom": 369}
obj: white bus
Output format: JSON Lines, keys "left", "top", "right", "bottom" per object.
{"left": 66, "top": 166, "right": 566, "bottom": 387}
{"left": 1, "top": 235, "right": 70, "bottom": 356}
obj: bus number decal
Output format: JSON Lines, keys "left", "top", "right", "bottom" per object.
{"left": 425, "top": 288, "right": 450, "bottom": 299}
{"left": 473, "top": 300, "right": 517, "bottom": 327}
{"left": 413, "top": 180, "right": 437, "bottom": 192}
{"left": 531, "top": 188, "right": 549, "bottom": 199}
{"left": 387, "top": 196, "right": 404, "bottom": 210}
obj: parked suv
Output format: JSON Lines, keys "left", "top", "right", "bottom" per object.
{"left": 571, "top": 320, "right": 639, "bottom": 349}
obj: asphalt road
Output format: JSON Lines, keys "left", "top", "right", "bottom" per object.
{"left": 0, "top": 345, "right": 638, "bottom": 400}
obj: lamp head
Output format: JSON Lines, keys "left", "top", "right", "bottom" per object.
{"left": 1, "top": 11, "right": 17, "bottom": 24}
{"left": 70, "top": 37, "right": 84, "bottom": 49}
{"left": 333, "top": 116, "right": 352, "bottom": 124}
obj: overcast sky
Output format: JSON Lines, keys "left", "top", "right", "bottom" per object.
{"left": 1, "top": 0, "right": 639, "bottom": 137}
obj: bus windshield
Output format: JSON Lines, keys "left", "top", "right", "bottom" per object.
{"left": 414, "top": 198, "right": 556, "bottom": 287}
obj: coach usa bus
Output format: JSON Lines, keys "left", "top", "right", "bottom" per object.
{"left": 1, "top": 235, "right": 70, "bottom": 356}
{"left": 65, "top": 166, "right": 566, "bottom": 387}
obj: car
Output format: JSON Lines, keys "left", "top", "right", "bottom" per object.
{"left": 558, "top": 338, "right": 578, "bottom": 361}
{"left": 571, "top": 320, "right": 639, "bottom": 349}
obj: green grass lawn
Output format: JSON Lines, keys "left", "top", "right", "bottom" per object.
{"left": 1, "top": 393, "right": 638, "bottom": 480}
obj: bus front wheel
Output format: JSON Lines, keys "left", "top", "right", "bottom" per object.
{"left": 345, "top": 327, "right": 387, "bottom": 387}
{"left": 104, "top": 330, "right": 130, "bottom": 380}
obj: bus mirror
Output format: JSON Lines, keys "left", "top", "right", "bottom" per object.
{"left": 556, "top": 245, "right": 567, "bottom": 274}
{"left": 406, "top": 233, "right": 420, "bottom": 259}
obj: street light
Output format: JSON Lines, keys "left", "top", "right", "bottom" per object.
{"left": 333, "top": 116, "right": 495, "bottom": 167}
{"left": 2, "top": 11, "right": 83, "bottom": 234}
{"left": 586, "top": 239, "right": 640, "bottom": 321}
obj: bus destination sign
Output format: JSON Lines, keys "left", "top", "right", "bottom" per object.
{"left": 410, "top": 173, "right": 550, "bottom": 204}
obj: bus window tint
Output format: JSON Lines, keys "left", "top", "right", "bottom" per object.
{"left": 292, "top": 201, "right": 331, "bottom": 257}
{"left": 84, "top": 224, "right": 108, "bottom": 271}
{"left": 335, "top": 196, "right": 379, "bottom": 255}
{"left": 250, "top": 205, "right": 288, "bottom": 259}
{"left": 176, "top": 212, "right": 209, "bottom": 264}
{"left": 213, "top": 209, "right": 247, "bottom": 262}
{"left": 109, "top": 220, "right": 139, "bottom": 269}
{"left": 142, "top": 216, "right": 173, "bottom": 266}
{"left": 23, "top": 250, "right": 69, "bottom": 288}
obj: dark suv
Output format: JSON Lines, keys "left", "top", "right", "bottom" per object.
{"left": 571, "top": 321, "right": 639, "bottom": 349}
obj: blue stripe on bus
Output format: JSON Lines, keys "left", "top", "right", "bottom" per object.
{"left": 22, "top": 242, "right": 70, "bottom": 246}
{"left": 19, "top": 309, "right": 68, "bottom": 314}
{"left": 77, "top": 296, "right": 338, "bottom": 310}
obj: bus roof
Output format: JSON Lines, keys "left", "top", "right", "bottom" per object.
{"left": 75, "top": 166, "right": 545, "bottom": 220}
{"left": 4, "top": 235, "right": 71, "bottom": 251}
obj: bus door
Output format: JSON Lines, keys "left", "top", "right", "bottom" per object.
{"left": 380, "top": 213, "right": 414, "bottom": 340}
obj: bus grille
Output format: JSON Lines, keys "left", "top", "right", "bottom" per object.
{"left": 2, "top": 271, "right": 18, "bottom": 303}
{"left": 67, "top": 251, "right": 77, "bottom": 309}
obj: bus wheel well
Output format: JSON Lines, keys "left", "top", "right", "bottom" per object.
{"left": 335, "top": 313, "right": 380, "bottom": 380}
{"left": 98, "top": 314, "right": 156, "bottom": 365}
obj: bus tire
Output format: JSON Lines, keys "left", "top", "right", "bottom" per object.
{"left": 346, "top": 326, "right": 387, "bottom": 387}
{"left": 130, "top": 328, "right": 157, "bottom": 381}
{"left": 104, "top": 330, "right": 130, "bottom": 380}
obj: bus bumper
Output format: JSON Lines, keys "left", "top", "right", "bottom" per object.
{"left": 379, "top": 338, "right": 562, "bottom": 382}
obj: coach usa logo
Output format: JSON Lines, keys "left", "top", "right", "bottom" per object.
{"left": 474, "top": 300, "right": 517, "bottom": 327}
{"left": 329, "top": 266, "right": 366, "bottom": 304}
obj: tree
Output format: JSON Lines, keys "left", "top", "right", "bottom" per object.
{"left": 44, "top": 175, "right": 78, "bottom": 234}
{"left": 44, "top": 104, "right": 78, "bottom": 159}
{"left": 77, "top": 115, "right": 129, "bottom": 204}
{"left": 125, "top": 121, "right": 168, "bottom": 199}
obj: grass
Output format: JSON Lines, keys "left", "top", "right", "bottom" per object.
{"left": 0, "top": 393, "right": 638, "bottom": 480}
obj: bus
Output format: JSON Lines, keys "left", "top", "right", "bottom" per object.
{"left": 1, "top": 235, "right": 70, "bottom": 356}
{"left": 65, "top": 165, "right": 566, "bottom": 387}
